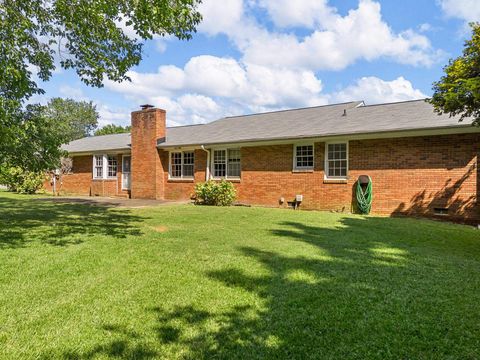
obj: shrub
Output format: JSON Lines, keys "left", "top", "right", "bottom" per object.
{"left": 0, "top": 166, "right": 46, "bottom": 194}
{"left": 194, "top": 180, "right": 236, "bottom": 206}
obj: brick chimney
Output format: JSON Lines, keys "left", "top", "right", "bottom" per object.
{"left": 130, "top": 106, "right": 166, "bottom": 199}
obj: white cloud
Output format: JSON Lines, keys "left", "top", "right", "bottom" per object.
{"left": 97, "top": 0, "right": 434, "bottom": 126}
{"left": 439, "top": 0, "right": 480, "bottom": 23}
{"left": 333, "top": 76, "right": 427, "bottom": 104}
{"left": 97, "top": 104, "right": 130, "bottom": 127}
{"left": 418, "top": 23, "right": 433, "bottom": 33}
{"left": 241, "top": 0, "right": 442, "bottom": 70}
{"left": 198, "top": 0, "right": 244, "bottom": 35}
{"left": 184, "top": 56, "right": 248, "bottom": 98}
{"left": 104, "top": 55, "right": 328, "bottom": 123}
{"left": 59, "top": 85, "right": 87, "bottom": 100}
{"left": 145, "top": 94, "right": 226, "bottom": 126}
{"left": 197, "top": 0, "right": 442, "bottom": 70}
{"left": 258, "top": 0, "right": 337, "bottom": 29}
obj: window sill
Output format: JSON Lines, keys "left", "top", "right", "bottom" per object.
{"left": 323, "top": 178, "right": 348, "bottom": 184}
{"left": 292, "top": 169, "right": 314, "bottom": 173}
{"left": 168, "top": 178, "right": 194, "bottom": 183}
{"left": 93, "top": 178, "right": 117, "bottom": 181}
{"left": 211, "top": 178, "right": 241, "bottom": 183}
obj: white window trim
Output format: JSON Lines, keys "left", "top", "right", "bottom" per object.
{"left": 324, "top": 141, "right": 349, "bottom": 180}
{"left": 211, "top": 148, "right": 241, "bottom": 180}
{"left": 293, "top": 143, "right": 315, "bottom": 171}
{"left": 93, "top": 154, "right": 105, "bottom": 179}
{"left": 168, "top": 151, "right": 195, "bottom": 180}
{"left": 92, "top": 154, "right": 117, "bottom": 180}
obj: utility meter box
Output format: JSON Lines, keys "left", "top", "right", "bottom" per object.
{"left": 295, "top": 194, "right": 303, "bottom": 202}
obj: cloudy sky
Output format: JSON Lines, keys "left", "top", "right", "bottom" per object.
{"left": 37, "top": 0, "right": 479, "bottom": 127}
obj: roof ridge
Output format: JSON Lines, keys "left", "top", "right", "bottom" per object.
{"left": 359, "top": 98, "right": 430, "bottom": 108}
{"left": 221, "top": 101, "right": 362, "bottom": 120}
{"left": 89, "top": 132, "right": 131, "bottom": 139}
{"left": 166, "top": 123, "right": 206, "bottom": 129}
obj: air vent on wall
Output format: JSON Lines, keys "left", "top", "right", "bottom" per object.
{"left": 434, "top": 207, "right": 449, "bottom": 216}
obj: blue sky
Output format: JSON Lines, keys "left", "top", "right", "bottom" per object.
{"left": 37, "top": 0, "right": 480, "bottom": 127}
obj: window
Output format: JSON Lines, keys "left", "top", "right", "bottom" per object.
{"left": 169, "top": 151, "right": 195, "bottom": 179}
{"left": 213, "top": 149, "right": 241, "bottom": 179}
{"left": 325, "top": 142, "right": 348, "bottom": 178}
{"left": 107, "top": 156, "right": 117, "bottom": 178}
{"left": 227, "top": 149, "right": 241, "bottom": 177}
{"left": 294, "top": 144, "right": 314, "bottom": 170}
{"left": 170, "top": 152, "right": 182, "bottom": 178}
{"left": 213, "top": 150, "right": 226, "bottom": 177}
{"left": 93, "top": 154, "right": 119, "bottom": 179}
{"left": 183, "top": 152, "right": 194, "bottom": 177}
{"left": 93, "top": 155, "right": 104, "bottom": 179}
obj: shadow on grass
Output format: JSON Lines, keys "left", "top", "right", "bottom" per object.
{"left": 0, "top": 195, "right": 144, "bottom": 248}
{"left": 55, "top": 216, "right": 480, "bottom": 359}
{"left": 60, "top": 324, "right": 157, "bottom": 360}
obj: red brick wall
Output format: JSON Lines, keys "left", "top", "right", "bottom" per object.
{"left": 160, "top": 149, "right": 207, "bottom": 201}
{"left": 131, "top": 108, "right": 165, "bottom": 199}
{"left": 152, "top": 133, "right": 479, "bottom": 221}
{"left": 349, "top": 135, "right": 479, "bottom": 220}
{"left": 44, "top": 154, "right": 129, "bottom": 197}
{"left": 55, "top": 155, "right": 92, "bottom": 195}
{"left": 52, "top": 129, "right": 479, "bottom": 222}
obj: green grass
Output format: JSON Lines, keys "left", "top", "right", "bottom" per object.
{"left": 0, "top": 190, "right": 480, "bottom": 359}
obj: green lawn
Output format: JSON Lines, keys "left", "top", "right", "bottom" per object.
{"left": 0, "top": 191, "right": 480, "bottom": 359}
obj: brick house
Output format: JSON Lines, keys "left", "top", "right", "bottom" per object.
{"left": 46, "top": 100, "right": 480, "bottom": 223}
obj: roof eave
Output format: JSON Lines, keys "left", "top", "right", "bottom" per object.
{"left": 157, "top": 124, "right": 478, "bottom": 149}
{"left": 64, "top": 147, "right": 131, "bottom": 156}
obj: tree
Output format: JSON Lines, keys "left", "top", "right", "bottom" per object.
{"left": 429, "top": 23, "right": 480, "bottom": 125}
{"left": 0, "top": 0, "right": 202, "bottom": 171}
{"left": 0, "top": 104, "right": 71, "bottom": 172}
{"left": 0, "top": 166, "right": 46, "bottom": 194}
{"left": 95, "top": 124, "right": 131, "bottom": 136}
{"left": 45, "top": 98, "right": 99, "bottom": 141}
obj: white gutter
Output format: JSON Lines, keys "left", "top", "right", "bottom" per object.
{"left": 201, "top": 145, "right": 211, "bottom": 181}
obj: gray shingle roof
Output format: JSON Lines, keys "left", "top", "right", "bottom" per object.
{"left": 159, "top": 99, "right": 473, "bottom": 147}
{"left": 64, "top": 99, "right": 475, "bottom": 154}
{"left": 62, "top": 132, "right": 131, "bottom": 153}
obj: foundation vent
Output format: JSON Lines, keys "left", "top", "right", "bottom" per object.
{"left": 434, "top": 207, "right": 449, "bottom": 216}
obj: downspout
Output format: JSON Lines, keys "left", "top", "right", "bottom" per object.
{"left": 201, "top": 145, "right": 211, "bottom": 181}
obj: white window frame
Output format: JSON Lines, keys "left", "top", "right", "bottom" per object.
{"left": 93, "top": 154, "right": 106, "bottom": 179}
{"left": 324, "top": 141, "right": 349, "bottom": 180}
{"left": 168, "top": 151, "right": 195, "bottom": 180}
{"left": 293, "top": 143, "right": 315, "bottom": 171}
{"left": 106, "top": 155, "right": 118, "bottom": 179}
{"left": 211, "top": 148, "right": 241, "bottom": 180}
{"left": 92, "top": 154, "right": 118, "bottom": 180}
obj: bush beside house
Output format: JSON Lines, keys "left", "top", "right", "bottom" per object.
{"left": 0, "top": 167, "right": 46, "bottom": 194}
{"left": 194, "top": 180, "right": 236, "bottom": 206}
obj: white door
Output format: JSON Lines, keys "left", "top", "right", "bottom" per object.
{"left": 122, "top": 155, "right": 131, "bottom": 190}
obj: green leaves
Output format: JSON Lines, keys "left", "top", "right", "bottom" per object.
{"left": 194, "top": 180, "right": 237, "bottom": 206}
{"left": 0, "top": 166, "right": 46, "bottom": 194}
{"left": 94, "top": 124, "right": 131, "bottom": 136}
{"left": 0, "top": 0, "right": 202, "bottom": 171}
{"left": 429, "top": 23, "right": 480, "bottom": 125}
{"left": 44, "top": 97, "right": 100, "bottom": 141}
